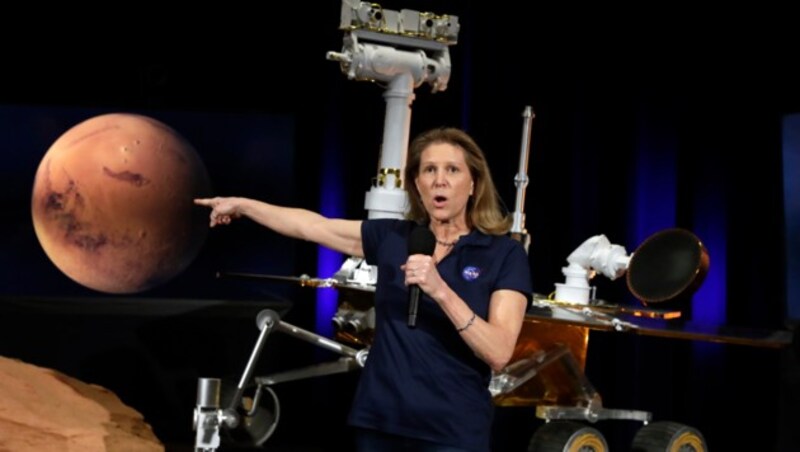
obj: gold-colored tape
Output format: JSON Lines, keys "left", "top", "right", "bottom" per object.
{"left": 374, "top": 168, "right": 402, "bottom": 188}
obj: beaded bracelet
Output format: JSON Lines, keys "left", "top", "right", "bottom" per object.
{"left": 457, "top": 312, "right": 477, "bottom": 333}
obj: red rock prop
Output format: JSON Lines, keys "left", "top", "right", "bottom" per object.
{"left": 0, "top": 355, "right": 164, "bottom": 452}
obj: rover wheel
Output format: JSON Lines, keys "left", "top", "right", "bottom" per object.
{"left": 528, "top": 420, "right": 609, "bottom": 452}
{"left": 631, "top": 421, "right": 707, "bottom": 452}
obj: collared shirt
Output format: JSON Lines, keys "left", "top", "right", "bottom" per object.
{"left": 348, "top": 219, "right": 532, "bottom": 451}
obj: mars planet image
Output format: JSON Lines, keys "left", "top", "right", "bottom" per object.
{"left": 31, "top": 113, "right": 212, "bottom": 294}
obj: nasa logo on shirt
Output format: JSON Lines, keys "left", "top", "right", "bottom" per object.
{"left": 462, "top": 266, "right": 481, "bottom": 281}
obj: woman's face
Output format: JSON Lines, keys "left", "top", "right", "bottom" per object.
{"left": 414, "top": 142, "right": 473, "bottom": 224}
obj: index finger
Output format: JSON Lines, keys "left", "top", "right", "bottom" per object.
{"left": 194, "top": 198, "right": 214, "bottom": 206}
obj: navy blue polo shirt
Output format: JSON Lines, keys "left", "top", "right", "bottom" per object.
{"left": 348, "top": 219, "right": 532, "bottom": 451}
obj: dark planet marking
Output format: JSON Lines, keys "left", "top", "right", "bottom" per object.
{"left": 103, "top": 167, "right": 150, "bottom": 187}
{"left": 71, "top": 231, "right": 109, "bottom": 252}
{"left": 44, "top": 191, "right": 65, "bottom": 211}
{"left": 40, "top": 167, "right": 109, "bottom": 253}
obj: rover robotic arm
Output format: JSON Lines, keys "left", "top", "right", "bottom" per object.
{"left": 553, "top": 235, "right": 631, "bottom": 305}
{"left": 193, "top": 309, "right": 369, "bottom": 451}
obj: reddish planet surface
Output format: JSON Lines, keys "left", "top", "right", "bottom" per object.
{"left": 31, "top": 113, "right": 212, "bottom": 294}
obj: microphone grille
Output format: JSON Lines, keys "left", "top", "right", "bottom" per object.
{"left": 408, "top": 225, "right": 436, "bottom": 256}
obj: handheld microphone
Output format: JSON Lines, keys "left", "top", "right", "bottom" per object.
{"left": 408, "top": 225, "right": 436, "bottom": 328}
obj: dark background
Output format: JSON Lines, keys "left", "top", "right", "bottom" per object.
{"left": 1, "top": 1, "right": 798, "bottom": 450}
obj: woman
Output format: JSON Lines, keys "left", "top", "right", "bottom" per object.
{"left": 195, "top": 127, "right": 532, "bottom": 451}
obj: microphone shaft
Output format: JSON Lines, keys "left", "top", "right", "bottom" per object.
{"left": 408, "top": 286, "right": 420, "bottom": 328}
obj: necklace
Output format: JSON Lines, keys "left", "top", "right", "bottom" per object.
{"left": 436, "top": 237, "right": 459, "bottom": 247}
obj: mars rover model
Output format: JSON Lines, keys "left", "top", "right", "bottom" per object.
{"left": 192, "top": 2, "right": 792, "bottom": 451}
